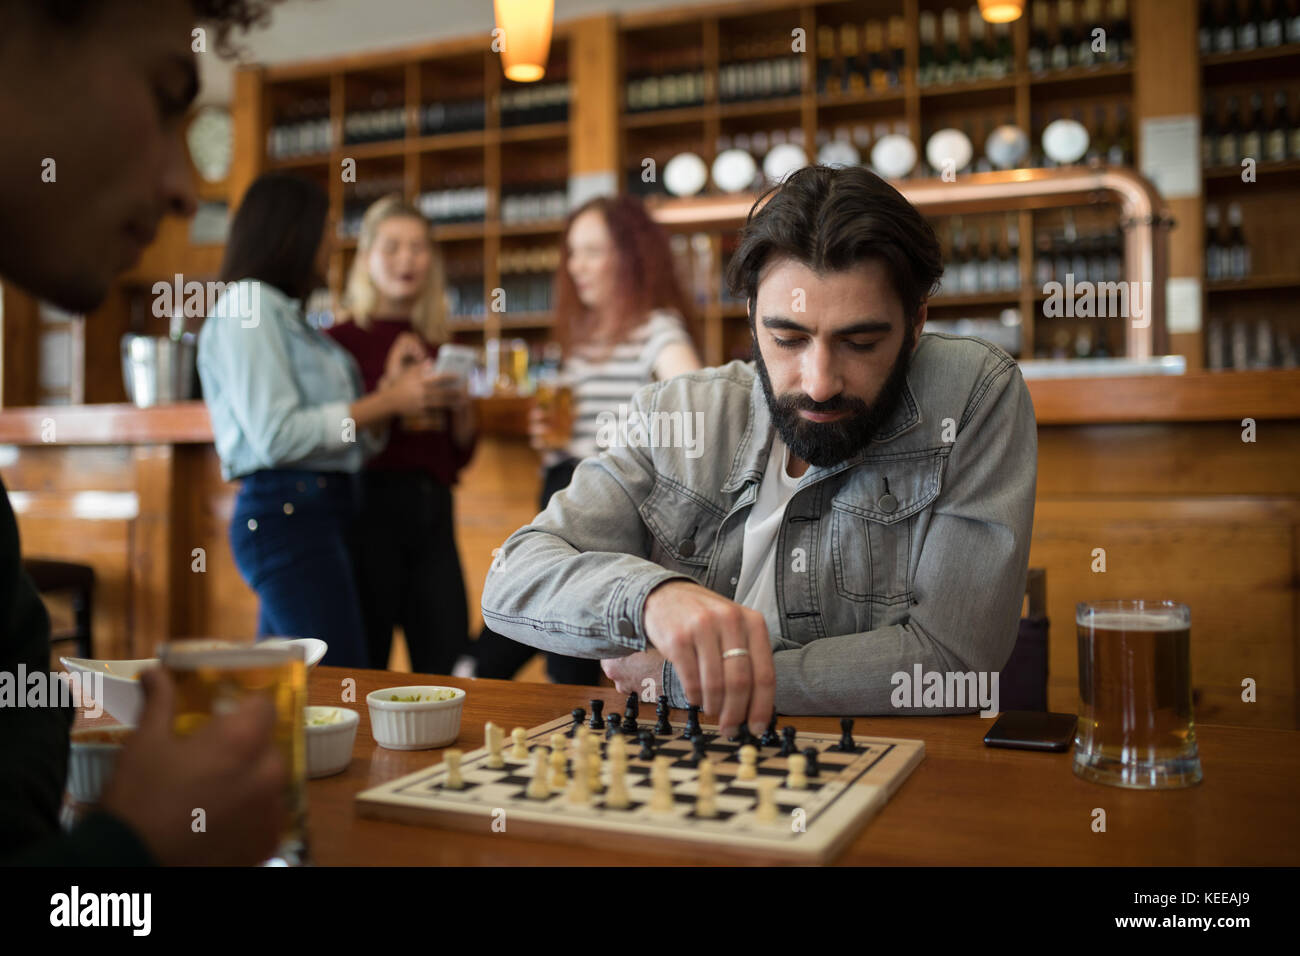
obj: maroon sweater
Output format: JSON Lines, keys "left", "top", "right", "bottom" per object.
{"left": 326, "top": 317, "right": 476, "bottom": 486}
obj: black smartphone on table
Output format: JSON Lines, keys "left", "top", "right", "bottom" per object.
{"left": 983, "top": 710, "right": 1078, "bottom": 752}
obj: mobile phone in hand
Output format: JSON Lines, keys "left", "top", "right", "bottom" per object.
{"left": 432, "top": 344, "right": 477, "bottom": 381}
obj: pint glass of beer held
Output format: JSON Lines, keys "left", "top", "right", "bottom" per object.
{"left": 1074, "top": 601, "right": 1202, "bottom": 789}
{"left": 534, "top": 373, "right": 574, "bottom": 451}
{"left": 158, "top": 639, "right": 308, "bottom": 864}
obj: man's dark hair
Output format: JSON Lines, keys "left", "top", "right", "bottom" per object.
{"left": 22, "top": 0, "right": 287, "bottom": 57}
{"left": 725, "top": 164, "right": 943, "bottom": 325}
{"left": 219, "top": 172, "right": 328, "bottom": 301}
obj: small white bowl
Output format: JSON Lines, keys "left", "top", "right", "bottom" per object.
{"left": 61, "top": 638, "right": 329, "bottom": 726}
{"left": 366, "top": 686, "right": 465, "bottom": 751}
{"left": 67, "top": 724, "right": 133, "bottom": 804}
{"left": 304, "top": 706, "right": 359, "bottom": 778}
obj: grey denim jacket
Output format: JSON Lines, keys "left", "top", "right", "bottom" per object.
{"left": 481, "top": 332, "right": 1037, "bottom": 716}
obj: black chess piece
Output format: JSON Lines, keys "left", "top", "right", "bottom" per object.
{"left": 606, "top": 713, "right": 623, "bottom": 739}
{"left": 588, "top": 699, "right": 605, "bottom": 730}
{"left": 624, "top": 693, "right": 639, "bottom": 722}
{"left": 831, "top": 717, "right": 858, "bottom": 753}
{"left": 802, "top": 746, "right": 820, "bottom": 777}
{"left": 567, "top": 707, "right": 585, "bottom": 738}
{"left": 680, "top": 704, "right": 702, "bottom": 740}
{"left": 637, "top": 730, "right": 656, "bottom": 761}
{"left": 779, "top": 725, "right": 797, "bottom": 757}
{"left": 654, "top": 697, "right": 672, "bottom": 735}
{"left": 728, "top": 721, "right": 752, "bottom": 744}
{"left": 759, "top": 709, "right": 779, "bottom": 747}
{"left": 683, "top": 734, "right": 707, "bottom": 767}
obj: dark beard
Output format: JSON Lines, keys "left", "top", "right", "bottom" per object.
{"left": 753, "top": 325, "right": 915, "bottom": 468}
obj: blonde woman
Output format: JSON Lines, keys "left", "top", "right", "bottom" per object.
{"left": 327, "top": 195, "right": 476, "bottom": 673}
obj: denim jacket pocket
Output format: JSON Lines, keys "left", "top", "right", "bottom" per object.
{"left": 831, "top": 451, "right": 945, "bottom": 603}
{"left": 639, "top": 477, "right": 724, "bottom": 574}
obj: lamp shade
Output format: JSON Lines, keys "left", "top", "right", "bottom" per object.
{"left": 493, "top": 0, "right": 554, "bottom": 83}
{"left": 977, "top": 0, "right": 1025, "bottom": 22}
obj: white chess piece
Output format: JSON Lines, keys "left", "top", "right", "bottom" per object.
{"left": 737, "top": 744, "right": 758, "bottom": 780}
{"left": 650, "top": 755, "right": 673, "bottom": 813}
{"left": 756, "top": 777, "right": 778, "bottom": 823}
{"left": 567, "top": 757, "right": 591, "bottom": 803}
{"left": 608, "top": 734, "right": 627, "bottom": 765}
{"left": 605, "top": 757, "right": 630, "bottom": 809}
{"left": 511, "top": 726, "right": 528, "bottom": 759}
{"left": 696, "top": 760, "right": 717, "bottom": 818}
{"left": 587, "top": 750, "right": 604, "bottom": 793}
{"left": 485, "top": 722, "right": 504, "bottom": 768}
{"left": 443, "top": 749, "right": 464, "bottom": 790}
{"left": 526, "top": 747, "right": 550, "bottom": 800}
{"left": 787, "top": 752, "right": 808, "bottom": 790}
{"left": 549, "top": 744, "right": 567, "bottom": 790}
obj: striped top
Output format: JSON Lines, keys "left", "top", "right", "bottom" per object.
{"left": 558, "top": 310, "right": 693, "bottom": 462}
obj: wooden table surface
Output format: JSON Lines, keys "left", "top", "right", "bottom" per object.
{"left": 302, "top": 667, "right": 1300, "bottom": 866}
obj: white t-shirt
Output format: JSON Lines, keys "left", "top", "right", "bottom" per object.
{"left": 733, "top": 433, "right": 802, "bottom": 645}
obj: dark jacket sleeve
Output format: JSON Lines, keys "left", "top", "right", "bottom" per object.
{"left": 0, "top": 478, "right": 155, "bottom": 866}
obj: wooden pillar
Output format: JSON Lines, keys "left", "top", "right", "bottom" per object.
{"left": 568, "top": 14, "right": 620, "bottom": 202}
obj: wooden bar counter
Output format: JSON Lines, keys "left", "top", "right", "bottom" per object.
{"left": 8, "top": 368, "right": 1300, "bottom": 730}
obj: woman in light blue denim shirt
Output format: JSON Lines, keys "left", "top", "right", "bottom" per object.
{"left": 198, "top": 173, "right": 442, "bottom": 666}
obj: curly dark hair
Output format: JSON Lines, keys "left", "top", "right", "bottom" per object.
{"left": 27, "top": 0, "right": 291, "bottom": 58}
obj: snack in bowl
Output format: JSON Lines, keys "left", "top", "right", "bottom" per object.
{"left": 366, "top": 685, "right": 465, "bottom": 751}
{"left": 304, "top": 706, "right": 359, "bottom": 778}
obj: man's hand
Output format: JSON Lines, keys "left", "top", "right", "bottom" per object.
{"left": 601, "top": 648, "right": 665, "bottom": 697}
{"left": 98, "top": 668, "right": 287, "bottom": 866}
{"left": 642, "top": 579, "right": 774, "bottom": 736}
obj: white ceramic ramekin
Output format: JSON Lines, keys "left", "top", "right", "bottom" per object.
{"left": 66, "top": 725, "right": 132, "bottom": 803}
{"left": 305, "top": 706, "right": 360, "bottom": 778}
{"left": 366, "top": 686, "right": 465, "bottom": 751}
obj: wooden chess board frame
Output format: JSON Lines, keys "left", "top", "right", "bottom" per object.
{"left": 355, "top": 715, "right": 925, "bottom": 863}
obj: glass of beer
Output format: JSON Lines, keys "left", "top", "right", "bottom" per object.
{"left": 158, "top": 639, "right": 308, "bottom": 864}
{"left": 534, "top": 369, "right": 574, "bottom": 451}
{"left": 1074, "top": 601, "right": 1202, "bottom": 789}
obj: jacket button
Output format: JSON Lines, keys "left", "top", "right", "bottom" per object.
{"left": 283, "top": 502, "right": 295, "bottom": 515}
{"left": 679, "top": 538, "right": 695, "bottom": 557}
{"left": 878, "top": 493, "right": 899, "bottom": 513}
{"left": 617, "top": 619, "right": 636, "bottom": 638}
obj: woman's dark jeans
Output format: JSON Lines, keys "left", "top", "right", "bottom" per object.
{"left": 229, "top": 469, "right": 368, "bottom": 667}
{"left": 472, "top": 457, "right": 602, "bottom": 685}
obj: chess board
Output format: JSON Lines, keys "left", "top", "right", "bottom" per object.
{"left": 355, "top": 713, "right": 924, "bottom": 863}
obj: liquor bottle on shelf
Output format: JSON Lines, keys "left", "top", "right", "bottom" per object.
{"left": 918, "top": 11, "right": 938, "bottom": 86}
{"left": 1028, "top": 2, "right": 1051, "bottom": 73}
{"left": 1236, "top": 0, "right": 1260, "bottom": 51}
{"left": 979, "top": 224, "right": 1001, "bottom": 292}
{"left": 1052, "top": 0, "right": 1077, "bottom": 72}
{"left": 887, "top": 17, "right": 906, "bottom": 88}
{"left": 968, "top": 7, "right": 993, "bottom": 80}
{"left": 1265, "top": 90, "right": 1290, "bottom": 161}
{"left": 1001, "top": 215, "right": 1021, "bottom": 292}
{"left": 1201, "top": 204, "right": 1222, "bottom": 282}
{"left": 1200, "top": 0, "right": 1215, "bottom": 54}
{"left": 939, "top": 8, "right": 963, "bottom": 85}
{"left": 1241, "top": 93, "right": 1265, "bottom": 160}
{"left": 1215, "top": 0, "right": 1237, "bottom": 52}
{"left": 816, "top": 26, "right": 839, "bottom": 94}
{"left": 1086, "top": 105, "right": 1107, "bottom": 164}
{"left": 1217, "top": 95, "right": 1241, "bottom": 167}
{"left": 1288, "top": 0, "right": 1300, "bottom": 43}
{"left": 839, "top": 24, "right": 865, "bottom": 95}
{"left": 1291, "top": 89, "right": 1300, "bottom": 158}
{"left": 1225, "top": 202, "right": 1251, "bottom": 277}
{"left": 961, "top": 226, "right": 982, "bottom": 294}
{"left": 865, "top": 21, "right": 890, "bottom": 92}
{"left": 1107, "top": 0, "right": 1131, "bottom": 62}
{"left": 1034, "top": 231, "right": 1053, "bottom": 288}
{"left": 1203, "top": 96, "right": 1219, "bottom": 169}
{"left": 1106, "top": 104, "right": 1130, "bottom": 166}
{"left": 991, "top": 19, "right": 1013, "bottom": 78}
{"left": 1076, "top": 0, "right": 1099, "bottom": 68}
{"left": 1260, "top": 0, "right": 1285, "bottom": 45}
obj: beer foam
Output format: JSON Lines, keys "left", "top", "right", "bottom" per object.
{"left": 1077, "top": 611, "right": 1186, "bottom": 631}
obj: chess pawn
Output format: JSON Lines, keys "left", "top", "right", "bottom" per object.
{"left": 756, "top": 777, "right": 778, "bottom": 823}
{"left": 607, "top": 734, "right": 627, "bottom": 765}
{"left": 443, "top": 749, "right": 464, "bottom": 790}
{"left": 695, "top": 761, "right": 717, "bottom": 819}
{"left": 485, "top": 722, "right": 505, "bottom": 768}
{"left": 526, "top": 747, "right": 550, "bottom": 800}
{"left": 605, "top": 760, "right": 631, "bottom": 809}
{"left": 567, "top": 761, "right": 591, "bottom": 804}
{"left": 587, "top": 750, "right": 604, "bottom": 793}
{"left": 511, "top": 727, "right": 528, "bottom": 759}
{"left": 737, "top": 744, "right": 758, "bottom": 780}
{"left": 787, "top": 752, "right": 808, "bottom": 790}
{"left": 549, "top": 745, "right": 568, "bottom": 790}
{"left": 650, "top": 755, "right": 673, "bottom": 813}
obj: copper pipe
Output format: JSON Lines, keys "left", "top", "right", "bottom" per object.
{"left": 648, "top": 165, "right": 1174, "bottom": 359}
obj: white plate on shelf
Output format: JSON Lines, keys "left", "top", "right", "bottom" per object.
{"left": 762, "top": 143, "right": 808, "bottom": 183}
{"left": 925, "top": 128, "right": 973, "bottom": 175}
{"left": 1042, "top": 118, "right": 1090, "bottom": 164}
{"left": 986, "top": 124, "right": 1030, "bottom": 169}
{"left": 663, "top": 152, "right": 708, "bottom": 196}
{"left": 870, "top": 133, "right": 917, "bottom": 179}
{"left": 817, "top": 140, "right": 861, "bottom": 168}
{"left": 711, "top": 148, "right": 758, "bottom": 193}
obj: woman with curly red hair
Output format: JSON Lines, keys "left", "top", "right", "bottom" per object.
{"left": 471, "top": 194, "right": 702, "bottom": 684}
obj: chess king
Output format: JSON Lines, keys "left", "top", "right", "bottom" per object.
{"left": 481, "top": 164, "right": 1037, "bottom": 736}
